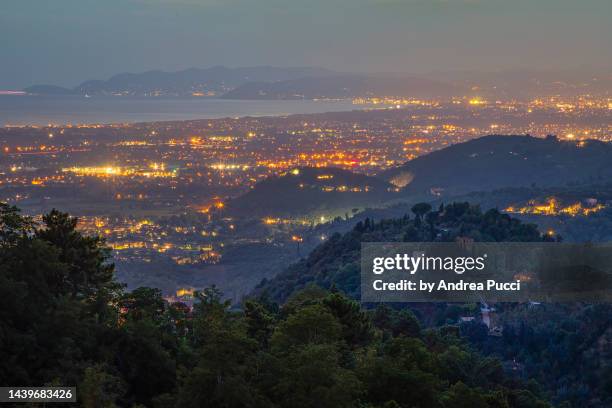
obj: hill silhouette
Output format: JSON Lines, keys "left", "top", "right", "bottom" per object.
{"left": 253, "top": 202, "right": 549, "bottom": 303}
{"left": 222, "top": 75, "right": 461, "bottom": 100}
{"left": 382, "top": 135, "right": 612, "bottom": 197}
{"left": 25, "top": 66, "right": 335, "bottom": 96}
{"left": 228, "top": 167, "right": 395, "bottom": 218}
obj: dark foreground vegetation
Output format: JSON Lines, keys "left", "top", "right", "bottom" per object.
{"left": 1, "top": 202, "right": 610, "bottom": 407}
{"left": 255, "top": 202, "right": 612, "bottom": 407}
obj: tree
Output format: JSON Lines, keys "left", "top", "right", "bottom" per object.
{"left": 79, "top": 364, "right": 125, "bottom": 408}
{"left": 440, "top": 382, "right": 489, "bottom": 408}
{"left": 244, "top": 300, "right": 275, "bottom": 348}
{"left": 322, "top": 292, "right": 373, "bottom": 347}
{"left": 271, "top": 344, "right": 362, "bottom": 408}
{"left": 271, "top": 304, "right": 342, "bottom": 351}
{"left": 120, "top": 287, "right": 165, "bottom": 323}
{"left": 37, "top": 209, "right": 116, "bottom": 300}
{"left": 411, "top": 202, "right": 433, "bottom": 220}
{"left": 0, "top": 203, "right": 34, "bottom": 246}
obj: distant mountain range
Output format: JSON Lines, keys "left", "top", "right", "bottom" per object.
{"left": 23, "top": 66, "right": 461, "bottom": 99}
{"left": 23, "top": 66, "right": 612, "bottom": 99}
{"left": 23, "top": 66, "right": 336, "bottom": 97}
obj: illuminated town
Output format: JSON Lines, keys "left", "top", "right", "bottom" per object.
{"left": 505, "top": 197, "right": 606, "bottom": 217}
{"left": 2, "top": 94, "right": 612, "bottom": 296}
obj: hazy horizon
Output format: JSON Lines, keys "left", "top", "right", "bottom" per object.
{"left": 2, "top": 0, "right": 612, "bottom": 89}
{"left": 6, "top": 65, "right": 612, "bottom": 92}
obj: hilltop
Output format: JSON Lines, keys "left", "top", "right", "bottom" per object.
{"left": 382, "top": 135, "right": 612, "bottom": 197}
{"left": 227, "top": 135, "right": 612, "bottom": 223}
{"left": 253, "top": 202, "right": 548, "bottom": 303}
{"left": 227, "top": 167, "right": 395, "bottom": 218}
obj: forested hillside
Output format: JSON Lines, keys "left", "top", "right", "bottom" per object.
{"left": 228, "top": 167, "right": 394, "bottom": 217}
{"left": 0, "top": 202, "right": 551, "bottom": 407}
{"left": 254, "top": 202, "right": 550, "bottom": 302}
{"left": 382, "top": 135, "right": 612, "bottom": 197}
{"left": 254, "top": 202, "right": 612, "bottom": 407}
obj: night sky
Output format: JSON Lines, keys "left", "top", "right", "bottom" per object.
{"left": 1, "top": 0, "right": 611, "bottom": 88}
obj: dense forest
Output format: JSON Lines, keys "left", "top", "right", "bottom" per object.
{"left": 1, "top": 202, "right": 610, "bottom": 407}
{"left": 254, "top": 202, "right": 612, "bottom": 407}
{"left": 0, "top": 202, "right": 555, "bottom": 407}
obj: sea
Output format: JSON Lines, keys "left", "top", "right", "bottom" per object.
{"left": 0, "top": 95, "right": 364, "bottom": 126}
